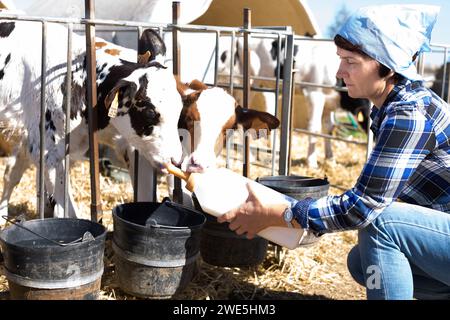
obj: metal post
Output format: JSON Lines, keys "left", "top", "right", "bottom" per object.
{"left": 213, "top": 30, "right": 220, "bottom": 86}
{"left": 278, "top": 34, "right": 294, "bottom": 176}
{"left": 287, "top": 78, "right": 295, "bottom": 175}
{"left": 271, "top": 34, "right": 282, "bottom": 176}
{"left": 133, "top": 26, "right": 142, "bottom": 202}
{"left": 172, "top": 2, "right": 181, "bottom": 75}
{"left": 64, "top": 23, "right": 73, "bottom": 218}
{"left": 172, "top": 1, "right": 183, "bottom": 204}
{"left": 85, "top": 0, "right": 102, "bottom": 222}
{"left": 242, "top": 8, "right": 251, "bottom": 177}
{"left": 39, "top": 21, "right": 47, "bottom": 219}
{"left": 225, "top": 32, "right": 236, "bottom": 169}
{"left": 229, "top": 31, "right": 236, "bottom": 96}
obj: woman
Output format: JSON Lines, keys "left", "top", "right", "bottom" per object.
{"left": 218, "top": 4, "right": 450, "bottom": 300}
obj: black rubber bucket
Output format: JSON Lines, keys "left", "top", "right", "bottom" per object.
{"left": 257, "top": 175, "right": 330, "bottom": 247}
{"left": 194, "top": 196, "right": 269, "bottom": 268}
{"left": 0, "top": 218, "right": 106, "bottom": 300}
{"left": 112, "top": 200, "right": 205, "bottom": 299}
{"left": 256, "top": 175, "right": 329, "bottom": 201}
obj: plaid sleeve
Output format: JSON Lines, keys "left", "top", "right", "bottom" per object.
{"left": 291, "top": 102, "right": 436, "bottom": 233}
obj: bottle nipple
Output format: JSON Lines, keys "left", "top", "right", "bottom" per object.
{"left": 164, "top": 163, "right": 196, "bottom": 192}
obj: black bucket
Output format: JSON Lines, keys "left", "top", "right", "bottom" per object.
{"left": 257, "top": 175, "right": 329, "bottom": 246}
{"left": 194, "top": 196, "right": 269, "bottom": 268}
{"left": 112, "top": 200, "right": 205, "bottom": 299}
{"left": 256, "top": 175, "right": 329, "bottom": 200}
{"left": 0, "top": 218, "right": 106, "bottom": 300}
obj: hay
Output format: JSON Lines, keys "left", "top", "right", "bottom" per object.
{"left": 0, "top": 130, "right": 367, "bottom": 300}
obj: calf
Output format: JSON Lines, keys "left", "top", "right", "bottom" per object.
{"left": 219, "top": 36, "right": 371, "bottom": 168}
{"left": 0, "top": 20, "right": 184, "bottom": 218}
{"left": 0, "top": 28, "right": 280, "bottom": 217}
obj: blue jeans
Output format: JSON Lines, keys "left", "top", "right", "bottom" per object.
{"left": 346, "top": 202, "right": 450, "bottom": 300}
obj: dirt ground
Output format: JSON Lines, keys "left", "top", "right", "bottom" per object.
{"left": 0, "top": 130, "right": 367, "bottom": 300}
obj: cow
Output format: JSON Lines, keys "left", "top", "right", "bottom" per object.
{"left": 0, "top": 28, "right": 280, "bottom": 219}
{"left": 218, "top": 36, "right": 371, "bottom": 168}
{"left": 0, "top": 20, "right": 184, "bottom": 219}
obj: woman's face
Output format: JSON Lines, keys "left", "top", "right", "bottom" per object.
{"left": 336, "top": 47, "right": 391, "bottom": 106}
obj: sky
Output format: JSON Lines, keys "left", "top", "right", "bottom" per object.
{"left": 307, "top": 0, "right": 450, "bottom": 66}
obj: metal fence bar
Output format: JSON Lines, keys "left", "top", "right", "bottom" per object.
{"left": 294, "top": 129, "right": 367, "bottom": 146}
{"left": 242, "top": 8, "right": 251, "bottom": 177}
{"left": 271, "top": 34, "right": 283, "bottom": 176}
{"left": 216, "top": 72, "right": 355, "bottom": 92}
{"left": 279, "top": 34, "right": 295, "bottom": 176}
{"left": 133, "top": 26, "right": 143, "bottom": 202}
{"left": 85, "top": 0, "right": 102, "bottom": 222}
{"left": 198, "top": 34, "right": 216, "bottom": 83}
{"left": 64, "top": 23, "right": 73, "bottom": 218}
{"left": 225, "top": 31, "right": 236, "bottom": 169}
{"left": 430, "top": 42, "right": 450, "bottom": 49}
{"left": 228, "top": 31, "right": 236, "bottom": 97}
{"left": 213, "top": 30, "right": 220, "bottom": 86}
{"left": 172, "top": 1, "right": 182, "bottom": 204}
{"left": 38, "top": 21, "right": 47, "bottom": 219}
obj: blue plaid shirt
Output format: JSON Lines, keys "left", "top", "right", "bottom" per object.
{"left": 291, "top": 77, "right": 450, "bottom": 233}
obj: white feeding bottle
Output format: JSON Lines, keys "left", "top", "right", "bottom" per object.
{"left": 165, "top": 164, "right": 306, "bottom": 250}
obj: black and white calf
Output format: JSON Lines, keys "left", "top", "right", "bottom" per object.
{"left": 0, "top": 20, "right": 184, "bottom": 218}
{"left": 0, "top": 27, "right": 280, "bottom": 216}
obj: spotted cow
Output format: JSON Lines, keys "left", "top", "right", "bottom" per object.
{"left": 0, "top": 20, "right": 184, "bottom": 218}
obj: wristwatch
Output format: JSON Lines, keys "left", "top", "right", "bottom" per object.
{"left": 283, "top": 205, "right": 294, "bottom": 228}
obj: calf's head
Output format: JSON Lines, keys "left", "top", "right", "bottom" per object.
{"left": 177, "top": 80, "right": 280, "bottom": 173}
{"left": 96, "top": 59, "right": 183, "bottom": 171}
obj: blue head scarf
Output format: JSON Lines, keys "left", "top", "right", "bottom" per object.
{"left": 338, "top": 4, "right": 440, "bottom": 80}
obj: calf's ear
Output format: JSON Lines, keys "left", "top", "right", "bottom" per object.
{"left": 138, "top": 28, "right": 166, "bottom": 57}
{"left": 188, "top": 79, "right": 208, "bottom": 91}
{"left": 104, "top": 80, "right": 137, "bottom": 109}
{"left": 235, "top": 105, "right": 280, "bottom": 137}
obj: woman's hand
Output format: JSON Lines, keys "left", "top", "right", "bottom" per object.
{"left": 217, "top": 182, "right": 288, "bottom": 239}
